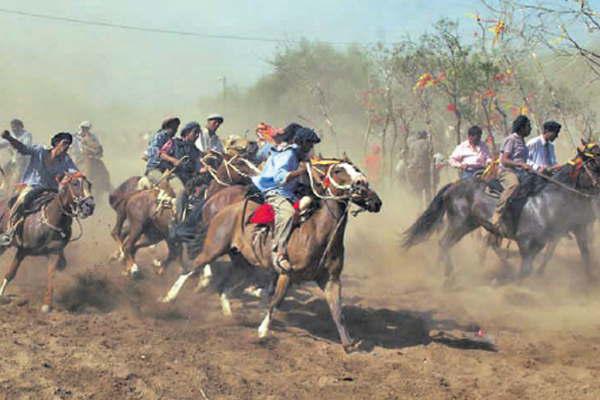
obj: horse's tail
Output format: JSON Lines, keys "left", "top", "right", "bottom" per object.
{"left": 402, "top": 182, "right": 453, "bottom": 248}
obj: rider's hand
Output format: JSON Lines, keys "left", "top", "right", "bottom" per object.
{"left": 297, "top": 162, "right": 308, "bottom": 173}
{"left": 1, "top": 130, "right": 10, "bottom": 140}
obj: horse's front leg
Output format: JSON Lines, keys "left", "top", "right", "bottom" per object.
{"left": 258, "top": 273, "right": 290, "bottom": 339}
{"left": 0, "top": 249, "right": 25, "bottom": 302}
{"left": 318, "top": 275, "right": 356, "bottom": 352}
{"left": 517, "top": 239, "right": 544, "bottom": 280}
{"left": 42, "top": 250, "right": 65, "bottom": 313}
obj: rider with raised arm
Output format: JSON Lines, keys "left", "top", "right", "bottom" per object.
{"left": 251, "top": 125, "right": 321, "bottom": 273}
{"left": 491, "top": 115, "right": 532, "bottom": 234}
{"left": 0, "top": 130, "right": 78, "bottom": 246}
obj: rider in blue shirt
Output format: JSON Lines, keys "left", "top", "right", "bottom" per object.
{"left": 252, "top": 125, "right": 320, "bottom": 273}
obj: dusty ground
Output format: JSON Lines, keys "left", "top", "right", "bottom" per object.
{"left": 2, "top": 194, "right": 600, "bottom": 400}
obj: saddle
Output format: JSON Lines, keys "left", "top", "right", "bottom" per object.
{"left": 245, "top": 187, "right": 315, "bottom": 227}
{"left": 8, "top": 188, "right": 57, "bottom": 216}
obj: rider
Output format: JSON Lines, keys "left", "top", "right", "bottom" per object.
{"left": 159, "top": 121, "right": 202, "bottom": 220}
{"left": 448, "top": 125, "right": 491, "bottom": 179}
{"left": 142, "top": 117, "right": 181, "bottom": 188}
{"left": 527, "top": 120, "right": 561, "bottom": 173}
{"left": 72, "top": 121, "right": 103, "bottom": 164}
{"left": 195, "top": 114, "right": 225, "bottom": 154}
{"left": 0, "top": 119, "right": 33, "bottom": 184}
{"left": 0, "top": 130, "right": 78, "bottom": 246}
{"left": 251, "top": 125, "right": 321, "bottom": 273}
{"left": 491, "top": 115, "right": 532, "bottom": 233}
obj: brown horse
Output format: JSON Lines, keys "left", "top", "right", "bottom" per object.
{"left": 161, "top": 158, "right": 382, "bottom": 352}
{"left": 111, "top": 154, "right": 260, "bottom": 273}
{"left": 0, "top": 173, "right": 95, "bottom": 312}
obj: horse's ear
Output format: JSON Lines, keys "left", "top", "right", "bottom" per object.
{"left": 342, "top": 151, "right": 349, "bottom": 162}
{"left": 582, "top": 138, "right": 589, "bottom": 146}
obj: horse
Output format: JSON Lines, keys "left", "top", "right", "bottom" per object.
{"left": 78, "top": 155, "right": 111, "bottom": 201}
{"left": 0, "top": 173, "right": 95, "bottom": 312}
{"left": 402, "top": 142, "right": 600, "bottom": 285}
{"left": 160, "top": 157, "right": 382, "bottom": 352}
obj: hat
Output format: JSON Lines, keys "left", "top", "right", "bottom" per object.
{"left": 181, "top": 121, "right": 201, "bottom": 137}
{"left": 161, "top": 116, "right": 181, "bottom": 129}
{"left": 79, "top": 121, "right": 92, "bottom": 130}
{"left": 206, "top": 114, "right": 224, "bottom": 123}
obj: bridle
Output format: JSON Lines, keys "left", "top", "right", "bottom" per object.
{"left": 40, "top": 173, "right": 92, "bottom": 241}
{"left": 201, "top": 154, "right": 260, "bottom": 187}
{"left": 307, "top": 159, "right": 368, "bottom": 203}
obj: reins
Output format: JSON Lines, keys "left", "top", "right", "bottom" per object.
{"left": 529, "top": 160, "right": 599, "bottom": 198}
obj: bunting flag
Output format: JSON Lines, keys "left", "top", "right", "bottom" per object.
{"left": 414, "top": 73, "right": 435, "bottom": 91}
{"left": 490, "top": 20, "right": 506, "bottom": 45}
{"left": 413, "top": 72, "right": 445, "bottom": 92}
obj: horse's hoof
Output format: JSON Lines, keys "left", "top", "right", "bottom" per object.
{"left": 129, "top": 264, "right": 141, "bottom": 279}
{"left": 194, "top": 277, "right": 211, "bottom": 292}
{"left": 243, "top": 285, "right": 263, "bottom": 299}
{"left": 40, "top": 304, "right": 51, "bottom": 313}
{"left": 0, "top": 296, "right": 11, "bottom": 305}
{"left": 343, "top": 339, "right": 362, "bottom": 354}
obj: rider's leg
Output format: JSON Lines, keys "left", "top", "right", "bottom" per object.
{"left": 266, "top": 193, "right": 295, "bottom": 273}
{"left": 491, "top": 169, "right": 519, "bottom": 228}
{"left": 137, "top": 168, "right": 162, "bottom": 190}
{"left": 0, "top": 186, "right": 32, "bottom": 245}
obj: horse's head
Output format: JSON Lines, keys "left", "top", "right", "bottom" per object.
{"left": 311, "top": 158, "right": 382, "bottom": 213}
{"left": 578, "top": 140, "right": 600, "bottom": 170}
{"left": 59, "top": 172, "right": 95, "bottom": 218}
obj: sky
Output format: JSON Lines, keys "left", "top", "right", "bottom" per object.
{"left": 0, "top": 0, "right": 479, "bottom": 108}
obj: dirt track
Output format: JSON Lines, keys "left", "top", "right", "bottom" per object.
{"left": 2, "top": 201, "right": 600, "bottom": 400}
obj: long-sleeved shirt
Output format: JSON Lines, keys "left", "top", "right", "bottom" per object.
{"left": 19, "top": 144, "right": 78, "bottom": 189}
{"left": 145, "top": 129, "right": 172, "bottom": 172}
{"left": 252, "top": 144, "right": 300, "bottom": 201}
{"left": 448, "top": 140, "right": 491, "bottom": 170}
{"left": 256, "top": 142, "right": 274, "bottom": 163}
{"left": 160, "top": 138, "right": 201, "bottom": 184}
{"left": 195, "top": 128, "right": 224, "bottom": 154}
{"left": 0, "top": 130, "right": 33, "bottom": 180}
{"left": 526, "top": 135, "right": 557, "bottom": 171}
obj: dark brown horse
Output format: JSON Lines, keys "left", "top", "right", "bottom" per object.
{"left": 161, "top": 158, "right": 382, "bottom": 352}
{"left": 0, "top": 173, "right": 95, "bottom": 311}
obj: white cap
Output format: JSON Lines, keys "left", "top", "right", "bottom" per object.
{"left": 206, "top": 114, "right": 224, "bottom": 122}
{"left": 79, "top": 121, "right": 92, "bottom": 129}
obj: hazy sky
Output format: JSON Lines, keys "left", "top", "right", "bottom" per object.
{"left": 1, "top": 0, "right": 482, "bottom": 107}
